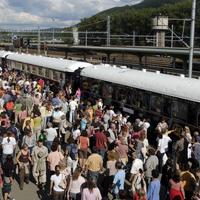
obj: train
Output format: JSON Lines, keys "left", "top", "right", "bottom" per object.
{"left": 0, "top": 50, "right": 200, "bottom": 130}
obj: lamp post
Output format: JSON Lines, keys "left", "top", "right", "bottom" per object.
{"left": 52, "top": 18, "right": 55, "bottom": 45}
{"left": 189, "top": 0, "right": 196, "bottom": 78}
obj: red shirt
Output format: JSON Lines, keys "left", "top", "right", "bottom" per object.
{"left": 95, "top": 131, "right": 107, "bottom": 150}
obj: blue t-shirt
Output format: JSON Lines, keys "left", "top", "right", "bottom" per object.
{"left": 113, "top": 169, "right": 125, "bottom": 194}
{"left": 147, "top": 179, "right": 160, "bottom": 200}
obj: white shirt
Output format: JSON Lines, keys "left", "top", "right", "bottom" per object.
{"left": 158, "top": 134, "right": 172, "bottom": 153}
{"left": 73, "top": 129, "right": 81, "bottom": 140}
{"left": 69, "top": 100, "right": 78, "bottom": 111}
{"left": 2, "top": 137, "right": 16, "bottom": 154}
{"left": 45, "top": 127, "right": 58, "bottom": 141}
{"left": 70, "top": 176, "right": 85, "bottom": 194}
{"left": 50, "top": 174, "right": 65, "bottom": 192}
{"left": 130, "top": 158, "right": 143, "bottom": 175}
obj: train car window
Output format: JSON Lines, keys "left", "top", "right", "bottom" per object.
{"left": 197, "top": 111, "right": 200, "bottom": 127}
{"left": 16, "top": 62, "right": 22, "bottom": 70}
{"left": 188, "top": 102, "right": 199, "bottom": 126}
{"left": 46, "top": 69, "right": 50, "bottom": 78}
{"left": 101, "top": 82, "right": 113, "bottom": 105}
{"left": 22, "top": 64, "right": 26, "bottom": 71}
{"left": 163, "top": 97, "right": 172, "bottom": 117}
{"left": 150, "top": 95, "right": 163, "bottom": 113}
{"left": 38, "top": 67, "right": 44, "bottom": 76}
{"left": 53, "top": 71, "right": 59, "bottom": 80}
{"left": 27, "top": 65, "right": 31, "bottom": 73}
{"left": 138, "top": 90, "right": 150, "bottom": 110}
{"left": 112, "top": 86, "right": 120, "bottom": 101}
{"left": 131, "top": 89, "right": 139, "bottom": 107}
{"left": 31, "top": 65, "right": 37, "bottom": 74}
{"left": 172, "top": 100, "right": 188, "bottom": 121}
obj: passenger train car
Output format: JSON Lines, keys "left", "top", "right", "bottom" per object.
{"left": 0, "top": 50, "right": 199, "bottom": 129}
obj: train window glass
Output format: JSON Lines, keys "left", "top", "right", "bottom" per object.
{"left": 151, "top": 95, "right": 163, "bottom": 113}
{"left": 131, "top": 89, "right": 139, "bottom": 107}
{"left": 163, "top": 97, "right": 172, "bottom": 117}
{"left": 53, "top": 71, "right": 58, "bottom": 80}
{"left": 16, "top": 62, "right": 22, "bottom": 70}
{"left": 101, "top": 82, "right": 113, "bottom": 105}
{"left": 197, "top": 112, "right": 200, "bottom": 127}
{"left": 27, "top": 65, "right": 31, "bottom": 72}
{"left": 22, "top": 64, "right": 25, "bottom": 71}
{"left": 138, "top": 90, "right": 150, "bottom": 110}
{"left": 31, "top": 65, "right": 37, "bottom": 74}
{"left": 38, "top": 67, "right": 43, "bottom": 76}
{"left": 172, "top": 100, "right": 188, "bottom": 121}
{"left": 112, "top": 86, "right": 120, "bottom": 101}
{"left": 46, "top": 69, "right": 50, "bottom": 78}
{"left": 188, "top": 102, "right": 199, "bottom": 126}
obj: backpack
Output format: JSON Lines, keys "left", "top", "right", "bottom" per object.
{"left": 70, "top": 144, "right": 78, "bottom": 160}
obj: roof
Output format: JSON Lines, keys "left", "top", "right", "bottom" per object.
{"left": 0, "top": 50, "right": 13, "bottom": 58}
{"left": 6, "top": 53, "right": 93, "bottom": 72}
{"left": 81, "top": 64, "right": 200, "bottom": 103}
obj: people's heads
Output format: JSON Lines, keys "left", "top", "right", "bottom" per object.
{"left": 81, "top": 130, "right": 88, "bottom": 137}
{"left": 115, "top": 161, "right": 123, "bottom": 170}
{"left": 22, "top": 144, "right": 28, "bottom": 151}
{"left": 47, "top": 122, "right": 52, "bottom": 128}
{"left": 51, "top": 143, "right": 58, "bottom": 152}
{"left": 37, "top": 139, "right": 43, "bottom": 147}
{"left": 172, "top": 171, "right": 181, "bottom": 183}
{"left": 72, "top": 167, "right": 82, "bottom": 180}
{"left": 147, "top": 147, "right": 156, "bottom": 156}
{"left": 55, "top": 165, "right": 61, "bottom": 176}
{"left": 151, "top": 169, "right": 159, "bottom": 179}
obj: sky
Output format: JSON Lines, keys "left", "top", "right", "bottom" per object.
{"left": 0, "top": 0, "right": 142, "bottom": 29}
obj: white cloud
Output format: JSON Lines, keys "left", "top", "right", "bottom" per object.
{"left": 0, "top": 0, "right": 142, "bottom": 28}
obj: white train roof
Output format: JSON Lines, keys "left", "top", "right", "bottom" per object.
{"left": 81, "top": 64, "right": 200, "bottom": 103}
{"left": 7, "top": 53, "right": 93, "bottom": 72}
{"left": 0, "top": 50, "right": 13, "bottom": 58}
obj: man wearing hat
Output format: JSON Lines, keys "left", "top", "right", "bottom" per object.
{"left": 32, "top": 140, "right": 48, "bottom": 187}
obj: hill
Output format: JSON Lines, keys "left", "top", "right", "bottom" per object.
{"left": 78, "top": 0, "right": 194, "bottom": 37}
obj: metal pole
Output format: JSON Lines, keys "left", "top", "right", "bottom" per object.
{"left": 182, "top": 19, "right": 186, "bottom": 39}
{"left": 38, "top": 26, "right": 41, "bottom": 54}
{"left": 189, "top": 0, "right": 196, "bottom": 78}
{"left": 85, "top": 30, "right": 87, "bottom": 46}
{"left": 171, "top": 25, "right": 174, "bottom": 48}
{"left": 107, "top": 16, "right": 110, "bottom": 46}
{"left": 53, "top": 27, "right": 55, "bottom": 45}
{"left": 132, "top": 31, "right": 135, "bottom": 46}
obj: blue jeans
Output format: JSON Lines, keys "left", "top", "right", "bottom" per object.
{"left": 47, "top": 141, "right": 53, "bottom": 152}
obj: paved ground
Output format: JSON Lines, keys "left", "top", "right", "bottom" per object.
{"left": 12, "top": 180, "right": 48, "bottom": 200}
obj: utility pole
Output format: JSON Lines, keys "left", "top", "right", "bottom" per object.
{"left": 189, "top": 0, "right": 196, "bottom": 78}
{"left": 85, "top": 30, "right": 88, "bottom": 46}
{"left": 38, "top": 26, "right": 41, "bottom": 54}
{"left": 171, "top": 25, "right": 174, "bottom": 48}
{"left": 107, "top": 16, "right": 110, "bottom": 46}
{"left": 132, "top": 31, "right": 135, "bottom": 46}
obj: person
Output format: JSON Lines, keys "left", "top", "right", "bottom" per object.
{"left": 147, "top": 169, "right": 160, "bottom": 200}
{"left": 1, "top": 131, "right": 16, "bottom": 164}
{"left": 112, "top": 161, "right": 126, "bottom": 199}
{"left": 2, "top": 155, "right": 14, "bottom": 200}
{"left": 81, "top": 178, "right": 102, "bottom": 200}
{"left": 45, "top": 122, "right": 58, "bottom": 151}
{"left": 50, "top": 165, "right": 66, "bottom": 200}
{"left": 78, "top": 130, "right": 89, "bottom": 168}
{"left": 95, "top": 126, "right": 107, "bottom": 158}
{"left": 16, "top": 144, "right": 32, "bottom": 190}
{"left": 144, "top": 147, "right": 158, "bottom": 186}
{"left": 169, "top": 172, "right": 184, "bottom": 200}
{"left": 47, "top": 143, "right": 64, "bottom": 175}
{"left": 22, "top": 130, "right": 36, "bottom": 154}
{"left": 69, "top": 97, "right": 78, "bottom": 123}
{"left": 32, "top": 140, "right": 48, "bottom": 186}
{"left": 85, "top": 148, "right": 103, "bottom": 184}
{"left": 69, "top": 167, "right": 85, "bottom": 200}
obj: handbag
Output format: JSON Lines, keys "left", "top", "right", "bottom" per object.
{"left": 58, "top": 174, "right": 67, "bottom": 190}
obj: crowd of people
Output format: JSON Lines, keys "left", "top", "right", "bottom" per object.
{"left": 0, "top": 66, "right": 199, "bottom": 200}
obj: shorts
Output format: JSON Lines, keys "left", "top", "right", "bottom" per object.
{"left": 78, "top": 149, "right": 88, "bottom": 159}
